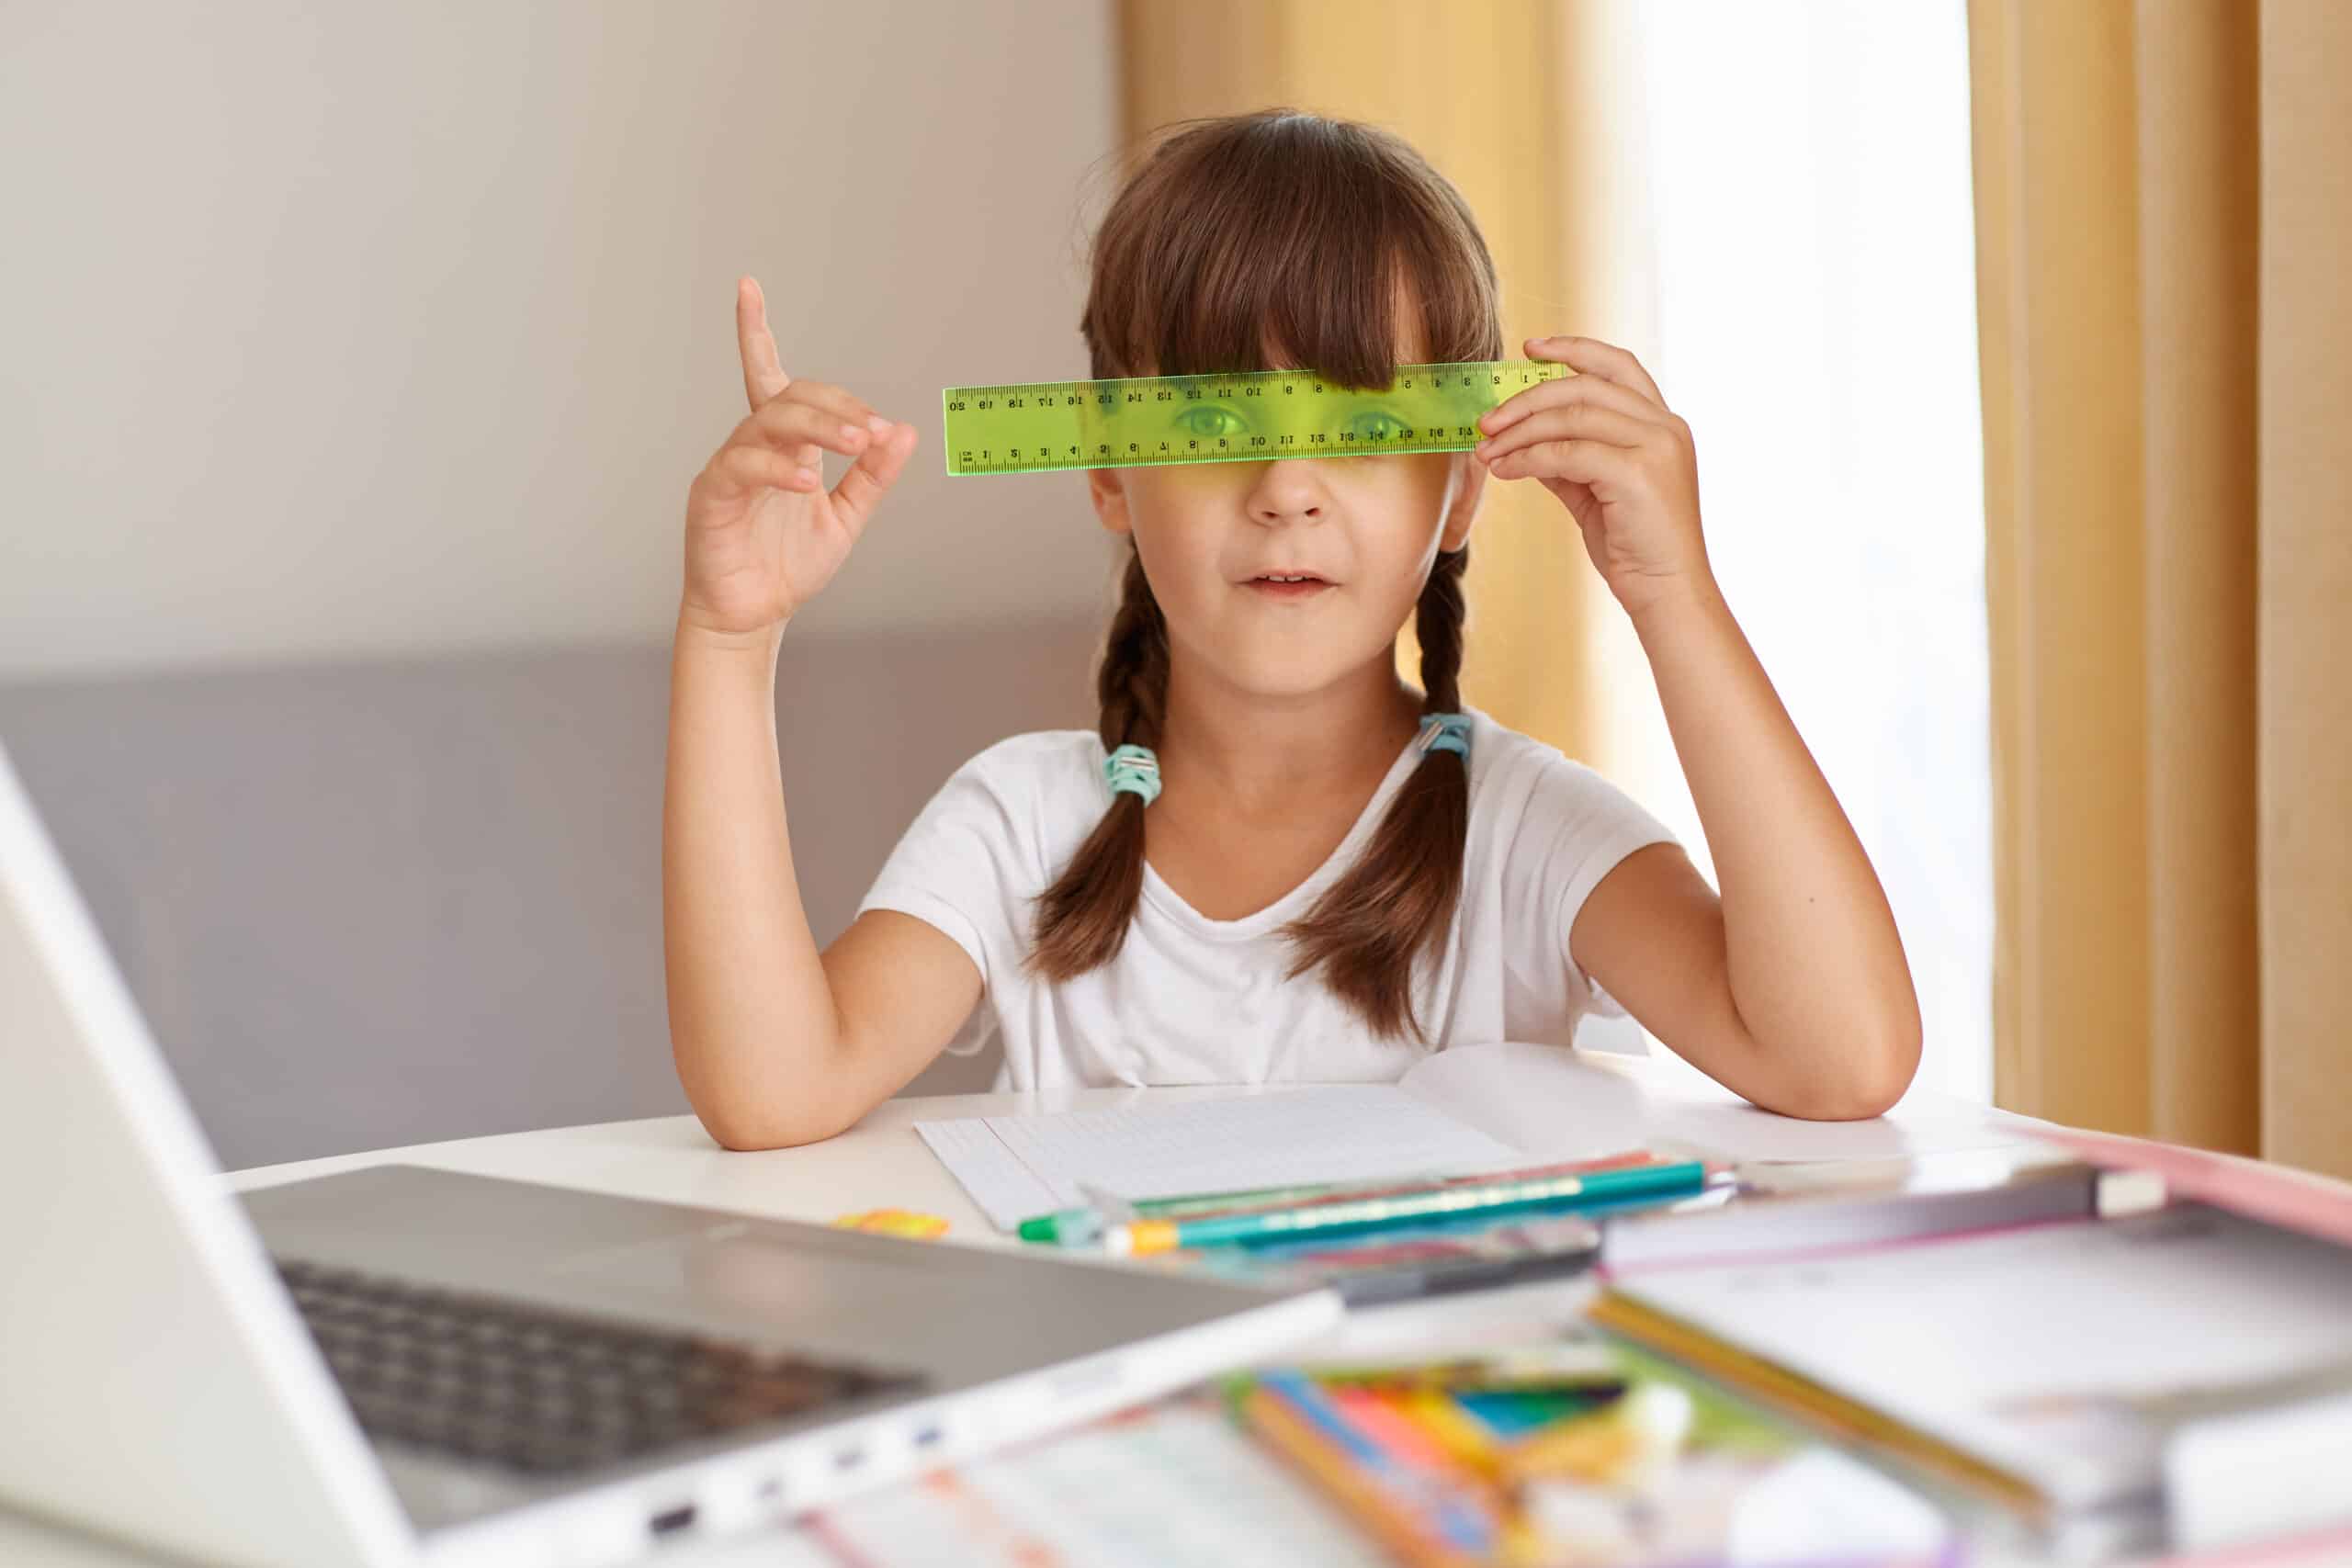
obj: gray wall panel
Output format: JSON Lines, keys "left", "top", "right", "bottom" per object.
{"left": 0, "top": 618, "right": 1100, "bottom": 1168}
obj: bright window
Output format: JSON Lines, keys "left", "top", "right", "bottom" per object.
{"left": 1610, "top": 0, "right": 1993, "bottom": 1101}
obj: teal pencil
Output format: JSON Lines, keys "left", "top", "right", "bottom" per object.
{"left": 1014, "top": 1152, "right": 1672, "bottom": 1244}
{"left": 1104, "top": 1160, "right": 1708, "bottom": 1256}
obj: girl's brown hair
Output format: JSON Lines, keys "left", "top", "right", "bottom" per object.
{"left": 1023, "top": 107, "right": 1502, "bottom": 1046}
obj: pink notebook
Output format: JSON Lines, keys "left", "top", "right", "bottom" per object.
{"left": 2027, "top": 1124, "right": 2352, "bottom": 1249}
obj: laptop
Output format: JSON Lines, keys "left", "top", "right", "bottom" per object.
{"left": 0, "top": 740, "right": 1341, "bottom": 1568}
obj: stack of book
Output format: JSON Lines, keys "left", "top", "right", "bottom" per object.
{"left": 1586, "top": 1133, "right": 2352, "bottom": 1560}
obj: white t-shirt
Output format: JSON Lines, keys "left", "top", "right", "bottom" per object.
{"left": 854, "top": 705, "right": 1679, "bottom": 1090}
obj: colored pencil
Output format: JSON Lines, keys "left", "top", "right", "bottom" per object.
{"left": 1105, "top": 1160, "right": 1710, "bottom": 1256}
{"left": 1240, "top": 1383, "right": 1488, "bottom": 1568}
{"left": 1015, "top": 1150, "right": 1667, "bottom": 1244}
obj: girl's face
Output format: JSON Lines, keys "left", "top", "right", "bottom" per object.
{"left": 1085, "top": 345, "right": 1487, "bottom": 704}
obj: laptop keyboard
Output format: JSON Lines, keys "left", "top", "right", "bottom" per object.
{"left": 278, "top": 1258, "right": 924, "bottom": 1476}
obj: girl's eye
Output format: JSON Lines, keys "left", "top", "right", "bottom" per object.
{"left": 1343, "top": 409, "right": 1408, "bottom": 444}
{"left": 1176, "top": 404, "right": 1246, "bottom": 440}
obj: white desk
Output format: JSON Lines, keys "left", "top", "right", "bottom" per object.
{"left": 233, "top": 1082, "right": 1313, "bottom": 1242}
{"left": 0, "top": 1056, "right": 2327, "bottom": 1568}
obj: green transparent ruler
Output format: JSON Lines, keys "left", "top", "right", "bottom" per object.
{"left": 941, "top": 358, "right": 1569, "bottom": 476}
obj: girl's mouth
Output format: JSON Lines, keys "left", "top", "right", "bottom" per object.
{"left": 1245, "top": 575, "right": 1332, "bottom": 600}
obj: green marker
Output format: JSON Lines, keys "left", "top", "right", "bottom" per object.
{"left": 1015, "top": 1206, "right": 1106, "bottom": 1247}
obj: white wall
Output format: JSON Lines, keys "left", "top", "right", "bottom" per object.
{"left": 0, "top": 1, "right": 1122, "bottom": 679}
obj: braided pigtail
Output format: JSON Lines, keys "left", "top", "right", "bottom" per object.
{"left": 1275, "top": 545, "right": 1473, "bottom": 1044}
{"left": 1023, "top": 546, "right": 1170, "bottom": 977}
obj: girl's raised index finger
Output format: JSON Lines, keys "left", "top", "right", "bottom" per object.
{"left": 736, "top": 276, "right": 791, "bottom": 413}
{"left": 1529, "top": 335, "right": 1665, "bottom": 409}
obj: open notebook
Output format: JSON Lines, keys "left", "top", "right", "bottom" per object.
{"left": 918, "top": 1041, "right": 2049, "bottom": 1232}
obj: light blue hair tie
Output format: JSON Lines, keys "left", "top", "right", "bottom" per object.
{"left": 1417, "top": 711, "right": 1472, "bottom": 760}
{"left": 1103, "top": 742, "right": 1162, "bottom": 806}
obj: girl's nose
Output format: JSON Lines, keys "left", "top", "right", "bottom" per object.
{"left": 1246, "top": 458, "right": 1329, "bottom": 524}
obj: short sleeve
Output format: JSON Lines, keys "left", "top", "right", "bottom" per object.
{"left": 1498, "top": 752, "right": 1680, "bottom": 1022}
{"left": 854, "top": 753, "right": 1019, "bottom": 1058}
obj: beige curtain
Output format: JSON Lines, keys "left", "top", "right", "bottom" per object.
{"left": 1114, "top": 0, "right": 1652, "bottom": 777}
{"left": 1970, "top": 0, "right": 2351, "bottom": 1176}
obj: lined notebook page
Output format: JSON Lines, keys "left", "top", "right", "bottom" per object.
{"left": 916, "top": 1086, "right": 1522, "bottom": 1232}
{"left": 809, "top": 1399, "right": 1392, "bottom": 1567}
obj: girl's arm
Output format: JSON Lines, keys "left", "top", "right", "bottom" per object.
{"left": 663, "top": 617, "right": 979, "bottom": 1148}
{"left": 1474, "top": 335, "right": 1921, "bottom": 1119}
{"left": 1569, "top": 583, "right": 1922, "bottom": 1119}
{"left": 664, "top": 277, "right": 969, "bottom": 1148}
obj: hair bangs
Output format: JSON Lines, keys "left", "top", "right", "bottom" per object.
{"left": 1082, "top": 109, "right": 1503, "bottom": 390}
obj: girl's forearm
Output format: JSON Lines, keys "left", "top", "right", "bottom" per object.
{"left": 1629, "top": 578, "right": 1922, "bottom": 1107}
{"left": 661, "top": 611, "right": 847, "bottom": 1147}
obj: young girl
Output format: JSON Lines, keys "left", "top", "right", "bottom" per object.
{"left": 664, "top": 109, "right": 1921, "bottom": 1151}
